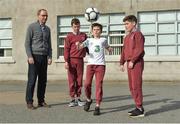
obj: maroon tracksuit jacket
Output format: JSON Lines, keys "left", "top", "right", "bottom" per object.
{"left": 64, "top": 32, "right": 87, "bottom": 98}
{"left": 120, "top": 28, "right": 145, "bottom": 108}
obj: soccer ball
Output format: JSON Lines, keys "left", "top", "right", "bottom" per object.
{"left": 84, "top": 7, "right": 99, "bottom": 22}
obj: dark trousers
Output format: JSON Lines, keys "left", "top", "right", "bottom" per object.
{"left": 26, "top": 54, "right": 48, "bottom": 104}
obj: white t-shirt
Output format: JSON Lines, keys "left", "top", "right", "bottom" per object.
{"left": 83, "top": 37, "right": 109, "bottom": 65}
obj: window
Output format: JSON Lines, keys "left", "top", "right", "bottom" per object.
{"left": 57, "top": 14, "right": 125, "bottom": 60}
{"left": 0, "top": 19, "right": 12, "bottom": 57}
{"left": 139, "top": 11, "right": 180, "bottom": 56}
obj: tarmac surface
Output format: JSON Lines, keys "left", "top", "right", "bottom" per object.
{"left": 0, "top": 81, "right": 180, "bottom": 123}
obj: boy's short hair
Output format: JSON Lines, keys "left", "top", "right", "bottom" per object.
{"left": 91, "top": 23, "right": 103, "bottom": 32}
{"left": 123, "top": 15, "right": 137, "bottom": 24}
{"left": 71, "top": 18, "right": 80, "bottom": 26}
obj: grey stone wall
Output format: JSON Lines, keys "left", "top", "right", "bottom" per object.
{"left": 0, "top": 0, "right": 180, "bottom": 82}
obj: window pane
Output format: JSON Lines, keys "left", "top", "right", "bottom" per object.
{"left": 102, "top": 25, "right": 108, "bottom": 34}
{"left": 0, "top": 29, "right": 12, "bottom": 39}
{"left": 139, "top": 12, "right": 156, "bottom": 22}
{"left": 57, "top": 14, "right": 125, "bottom": 58}
{"left": 158, "top": 23, "right": 175, "bottom": 33}
{"left": 158, "top": 34, "right": 176, "bottom": 44}
{"left": 110, "top": 46, "right": 121, "bottom": 55}
{"left": 80, "top": 25, "right": 90, "bottom": 33}
{"left": 110, "top": 24, "right": 124, "bottom": 31}
{"left": 139, "top": 24, "right": 156, "bottom": 33}
{"left": 158, "top": 12, "right": 176, "bottom": 21}
{"left": 110, "top": 14, "right": 124, "bottom": 24}
{"left": 96, "top": 15, "right": 109, "bottom": 24}
{"left": 178, "top": 46, "right": 180, "bottom": 55}
{"left": 144, "top": 35, "right": 156, "bottom": 45}
{"left": 139, "top": 11, "right": 179, "bottom": 56}
{"left": 110, "top": 36, "right": 122, "bottom": 44}
{"left": 4, "top": 49, "right": 12, "bottom": 56}
{"left": 177, "top": 11, "right": 180, "bottom": 21}
{"left": 59, "top": 27, "right": 71, "bottom": 33}
{"left": 58, "top": 38, "right": 64, "bottom": 46}
{"left": 145, "top": 46, "right": 156, "bottom": 55}
{"left": 177, "top": 46, "right": 180, "bottom": 55}
{"left": 0, "top": 49, "right": 4, "bottom": 56}
{"left": 0, "top": 19, "right": 12, "bottom": 57}
{"left": 78, "top": 16, "right": 89, "bottom": 25}
{"left": 178, "top": 23, "right": 180, "bottom": 32}
{"left": 178, "top": 34, "right": 180, "bottom": 43}
{"left": 59, "top": 17, "right": 72, "bottom": 26}
{"left": 58, "top": 48, "right": 64, "bottom": 56}
{"left": 0, "top": 40, "right": 12, "bottom": 47}
{"left": 158, "top": 46, "right": 176, "bottom": 55}
{"left": 0, "top": 19, "right": 12, "bottom": 28}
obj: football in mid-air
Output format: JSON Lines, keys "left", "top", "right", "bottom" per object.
{"left": 84, "top": 7, "right": 99, "bottom": 22}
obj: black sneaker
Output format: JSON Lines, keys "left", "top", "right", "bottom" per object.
{"left": 84, "top": 99, "right": 92, "bottom": 111}
{"left": 93, "top": 107, "right": 100, "bottom": 116}
{"left": 128, "top": 108, "right": 139, "bottom": 115}
{"left": 129, "top": 107, "right": 145, "bottom": 118}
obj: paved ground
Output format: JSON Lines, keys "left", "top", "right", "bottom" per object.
{"left": 0, "top": 81, "right": 180, "bottom": 123}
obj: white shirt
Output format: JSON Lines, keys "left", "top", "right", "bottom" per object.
{"left": 83, "top": 37, "right": 109, "bottom": 65}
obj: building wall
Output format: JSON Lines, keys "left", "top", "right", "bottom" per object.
{"left": 0, "top": 0, "right": 180, "bottom": 82}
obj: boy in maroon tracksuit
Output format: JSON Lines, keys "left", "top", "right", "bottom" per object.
{"left": 76, "top": 23, "right": 112, "bottom": 115}
{"left": 120, "top": 15, "right": 145, "bottom": 118}
{"left": 64, "top": 18, "right": 87, "bottom": 107}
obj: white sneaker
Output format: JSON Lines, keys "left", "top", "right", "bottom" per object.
{"left": 76, "top": 99, "right": 85, "bottom": 106}
{"left": 68, "top": 99, "right": 77, "bottom": 107}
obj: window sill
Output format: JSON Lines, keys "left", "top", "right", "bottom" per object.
{"left": 144, "top": 56, "right": 180, "bottom": 62}
{"left": 54, "top": 55, "right": 180, "bottom": 63}
{"left": 54, "top": 56, "right": 118, "bottom": 63}
{"left": 0, "top": 57, "right": 16, "bottom": 64}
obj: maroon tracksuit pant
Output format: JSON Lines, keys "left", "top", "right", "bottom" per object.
{"left": 127, "top": 59, "right": 144, "bottom": 108}
{"left": 85, "top": 65, "right": 105, "bottom": 105}
{"left": 68, "top": 58, "right": 84, "bottom": 98}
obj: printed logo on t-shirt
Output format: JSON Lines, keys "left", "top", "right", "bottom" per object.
{"left": 94, "top": 45, "right": 100, "bottom": 52}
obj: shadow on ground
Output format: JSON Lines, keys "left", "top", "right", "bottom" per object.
{"left": 146, "top": 100, "right": 180, "bottom": 116}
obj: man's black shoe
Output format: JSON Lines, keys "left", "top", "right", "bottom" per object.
{"left": 27, "top": 103, "right": 36, "bottom": 110}
{"left": 38, "top": 102, "right": 50, "bottom": 108}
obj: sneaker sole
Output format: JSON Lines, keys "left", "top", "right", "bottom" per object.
{"left": 78, "top": 104, "right": 85, "bottom": 107}
{"left": 128, "top": 113, "right": 132, "bottom": 115}
{"left": 129, "top": 114, "right": 145, "bottom": 118}
{"left": 78, "top": 102, "right": 85, "bottom": 106}
{"left": 68, "top": 105, "right": 77, "bottom": 107}
{"left": 68, "top": 104, "right": 78, "bottom": 107}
